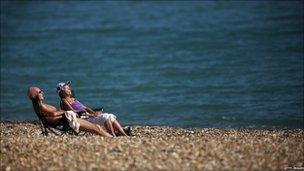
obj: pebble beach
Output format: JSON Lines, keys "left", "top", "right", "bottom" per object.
{"left": 1, "top": 121, "right": 303, "bottom": 171}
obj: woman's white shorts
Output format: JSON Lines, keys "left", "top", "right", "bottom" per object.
{"left": 86, "top": 113, "right": 117, "bottom": 125}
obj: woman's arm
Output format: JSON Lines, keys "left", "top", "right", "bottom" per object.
{"left": 62, "top": 99, "right": 82, "bottom": 113}
{"left": 74, "top": 99, "right": 98, "bottom": 115}
{"left": 85, "top": 106, "right": 97, "bottom": 114}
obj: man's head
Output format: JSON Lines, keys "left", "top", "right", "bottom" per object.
{"left": 27, "top": 86, "right": 44, "bottom": 100}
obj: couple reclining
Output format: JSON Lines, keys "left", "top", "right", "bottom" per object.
{"left": 27, "top": 81, "right": 130, "bottom": 137}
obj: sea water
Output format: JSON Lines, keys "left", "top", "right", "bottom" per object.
{"left": 1, "top": 1, "right": 303, "bottom": 129}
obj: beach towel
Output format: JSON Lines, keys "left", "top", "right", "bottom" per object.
{"left": 65, "top": 111, "right": 80, "bottom": 133}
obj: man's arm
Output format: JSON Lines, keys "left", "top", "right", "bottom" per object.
{"left": 40, "top": 103, "right": 65, "bottom": 117}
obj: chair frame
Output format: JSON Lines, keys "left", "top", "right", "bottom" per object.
{"left": 31, "top": 98, "right": 76, "bottom": 136}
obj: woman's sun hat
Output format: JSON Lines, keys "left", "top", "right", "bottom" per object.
{"left": 56, "top": 81, "right": 71, "bottom": 93}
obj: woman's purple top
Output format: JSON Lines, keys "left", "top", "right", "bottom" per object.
{"left": 71, "top": 100, "right": 86, "bottom": 112}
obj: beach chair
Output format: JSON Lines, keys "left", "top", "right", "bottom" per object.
{"left": 59, "top": 100, "right": 103, "bottom": 117}
{"left": 31, "top": 98, "right": 76, "bottom": 136}
{"left": 59, "top": 89, "right": 103, "bottom": 116}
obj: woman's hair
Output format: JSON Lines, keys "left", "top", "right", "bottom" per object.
{"left": 58, "top": 90, "right": 66, "bottom": 99}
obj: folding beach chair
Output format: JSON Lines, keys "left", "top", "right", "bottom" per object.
{"left": 59, "top": 89, "right": 103, "bottom": 117}
{"left": 31, "top": 98, "right": 76, "bottom": 136}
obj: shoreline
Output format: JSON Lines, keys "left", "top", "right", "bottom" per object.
{"left": 1, "top": 121, "right": 303, "bottom": 170}
{"left": 1, "top": 120, "right": 302, "bottom": 131}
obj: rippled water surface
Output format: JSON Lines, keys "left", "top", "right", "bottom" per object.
{"left": 1, "top": 1, "right": 303, "bottom": 129}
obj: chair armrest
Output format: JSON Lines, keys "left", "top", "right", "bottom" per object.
{"left": 93, "top": 107, "right": 104, "bottom": 112}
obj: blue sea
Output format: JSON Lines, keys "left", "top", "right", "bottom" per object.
{"left": 1, "top": 1, "right": 303, "bottom": 129}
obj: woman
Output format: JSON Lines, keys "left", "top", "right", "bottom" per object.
{"left": 56, "top": 81, "right": 128, "bottom": 137}
{"left": 27, "top": 86, "right": 113, "bottom": 137}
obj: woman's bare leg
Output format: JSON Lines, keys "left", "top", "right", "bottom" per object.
{"left": 104, "top": 119, "right": 116, "bottom": 137}
{"left": 112, "top": 119, "right": 128, "bottom": 136}
{"left": 96, "top": 124, "right": 113, "bottom": 137}
{"left": 77, "top": 118, "right": 112, "bottom": 137}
